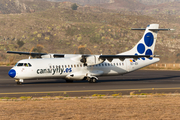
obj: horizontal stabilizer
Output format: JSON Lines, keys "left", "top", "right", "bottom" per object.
{"left": 131, "top": 28, "right": 174, "bottom": 31}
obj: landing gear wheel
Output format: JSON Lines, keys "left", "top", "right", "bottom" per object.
{"left": 92, "top": 78, "right": 97, "bottom": 83}
{"left": 66, "top": 80, "right": 73, "bottom": 83}
{"left": 15, "top": 79, "right": 23, "bottom": 85}
{"left": 17, "top": 81, "right": 22, "bottom": 85}
{"left": 89, "top": 78, "right": 97, "bottom": 83}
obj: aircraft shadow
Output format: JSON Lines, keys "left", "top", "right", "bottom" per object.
{"left": 98, "top": 75, "right": 180, "bottom": 83}
{"left": 23, "top": 75, "right": 180, "bottom": 85}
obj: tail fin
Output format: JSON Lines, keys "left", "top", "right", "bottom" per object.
{"left": 119, "top": 24, "right": 172, "bottom": 56}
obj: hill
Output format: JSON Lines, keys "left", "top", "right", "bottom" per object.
{"left": 1, "top": 5, "right": 178, "bottom": 63}
{"left": 48, "top": 0, "right": 113, "bottom": 5}
{"left": 0, "top": 0, "right": 32, "bottom": 14}
{"left": 99, "top": 0, "right": 180, "bottom": 15}
{"left": 0, "top": 0, "right": 60, "bottom": 14}
{"left": 98, "top": 0, "right": 147, "bottom": 11}
{"left": 2, "top": 0, "right": 180, "bottom": 16}
{"left": 137, "top": 0, "right": 180, "bottom": 5}
{"left": 0, "top": 1, "right": 179, "bottom": 64}
{"left": 48, "top": 0, "right": 180, "bottom": 5}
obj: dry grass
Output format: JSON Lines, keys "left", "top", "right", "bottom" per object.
{"left": 1, "top": 95, "right": 180, "bottom": 120}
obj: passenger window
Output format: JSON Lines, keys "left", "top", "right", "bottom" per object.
{"left": 65, "top": 65, "right": 67, "bottom": 68}
{"left": 62, "top": 65, "right": 64, "bottom": 68}
{"left": 122, "top": 63, "right": 124, "bottom": 66}
{"left": 119, "top": 63, "right": 121, "bottom": 66}
{"left": 77, "top": 65, "right": 79, "bottom": 67}
{"left": 116, "top": 63, "right": 118, "bottom": 66}
{"left": 74, "top": 65, "right": 76, "bottom": 68}
{"left": 114, "top": 63, "right": 116, "bottom": 66}
{"left": 71, "top": 65, "right": 73, "bottom": 68}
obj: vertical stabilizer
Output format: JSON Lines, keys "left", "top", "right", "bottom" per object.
{"left": 119, "top": 24, "right": 159, "bottom": 56}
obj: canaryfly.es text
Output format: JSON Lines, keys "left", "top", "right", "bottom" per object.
{"left": 37, "top": 68, "right": 72, "bottom": 75}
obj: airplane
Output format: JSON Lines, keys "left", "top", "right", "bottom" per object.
{"left": 7, "top": 24, "right": 173, "bottom": 85}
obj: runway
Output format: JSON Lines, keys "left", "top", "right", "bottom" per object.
{"left": 1, "top": 66, "right": 180, "bottom": 97}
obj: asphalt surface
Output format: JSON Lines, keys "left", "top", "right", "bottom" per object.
{"left": 1, "top": 66, "right": 180, "bottom": 97}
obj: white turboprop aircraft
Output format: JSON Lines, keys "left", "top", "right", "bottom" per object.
{"left": 7, "top": 24, "right": 173, "bottom": 84}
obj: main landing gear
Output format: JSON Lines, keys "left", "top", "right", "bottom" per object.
{"left": 87, "top": 77, "right": 97, "bottom": 83}
{"left": 15, "top": 79, "right": 24, "bottom": 85}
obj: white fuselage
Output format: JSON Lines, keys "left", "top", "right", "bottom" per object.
{"left": 10, "top": 57, "right": 160, "bottom": 81}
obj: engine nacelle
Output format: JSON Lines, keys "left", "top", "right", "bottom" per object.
{"left": 65, "top": 72, "right": 85, "bottom": 80}
{"left": 71, "top": 55, "right": 104, "bottom": 66}
{"left": 86, "top": 55, "right": 104, "bottom": 66}
{"left": 41, "top": 54, "right": 54, "bottom": 58}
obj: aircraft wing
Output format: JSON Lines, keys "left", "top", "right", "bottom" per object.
{"left": 7, "top": 51, "right": 64, "bottom": 58}
{"left": 79, "top": 54, "right": 159, "bottom": 66}
{"left": 99, "top": 55, "right": 158, "bottom": 61}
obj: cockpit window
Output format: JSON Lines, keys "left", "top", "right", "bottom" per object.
{"left": 24, "top": 63, "right": 28, "bottom": 67}
{"left": 15, "top": 63, "right": 18, "bottom": 66}
{"left": 17, "top": 63, "right": 24, "bottom": 66}
{"left": 28, "top": 63, "right": 32, "bottom": 67}
{"left": 16, "top": 63, "right": 32, "bottom": 67}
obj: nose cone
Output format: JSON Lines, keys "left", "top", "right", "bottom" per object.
{"left": 8, "top": 69, "right": 16, "bottom": 78}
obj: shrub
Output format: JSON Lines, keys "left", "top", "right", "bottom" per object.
{"left": 17, "top": 40, "right": 25, "bottom": 48}
{"left": 71, "top": 3, "right": 78, "bottom": 10}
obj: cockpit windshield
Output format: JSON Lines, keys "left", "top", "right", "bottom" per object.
{"left": 15, "top": 63, "right": 32, "bottom": 67}
{"left": 17, "top": 63, "right": 23, "bottom": 66}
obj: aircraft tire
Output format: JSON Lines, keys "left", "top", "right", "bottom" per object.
{"left": 92, "top": 78, "right": 97, "bottom": 83}
{"left": 89, "top": 78, "right": 97, "bottom": 83}
{"left": 15, "top": 80, "right": 22, "bottom": 85}
{"left": 16, "top": 81, "right": 22, "bottom": 85}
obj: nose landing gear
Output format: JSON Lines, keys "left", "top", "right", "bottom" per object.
{"left": 15, "top": 79, "right": 24, "bottom": 85}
